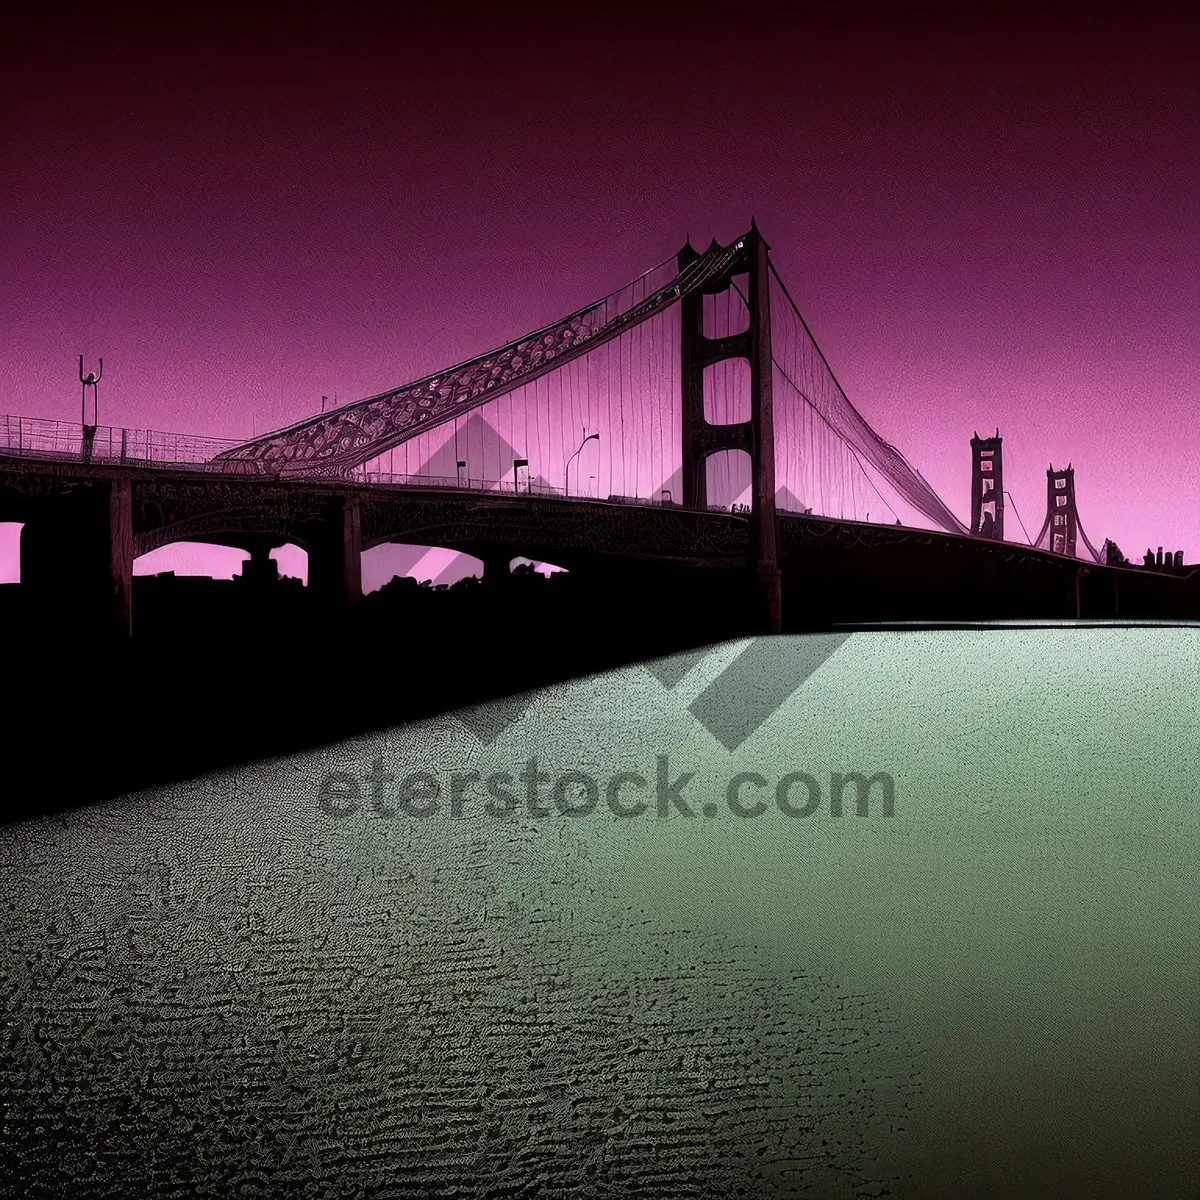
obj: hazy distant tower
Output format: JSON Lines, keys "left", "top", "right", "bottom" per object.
{"left": 1041, "top": 464, "right": 1079, "bottom": 558}
{"left": 970, "top": 430, "right": 1004, "bottom": 540}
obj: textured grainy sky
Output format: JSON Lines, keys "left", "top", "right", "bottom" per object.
{"left": 3, "top": 2, "right": 1197, "bottom": 577}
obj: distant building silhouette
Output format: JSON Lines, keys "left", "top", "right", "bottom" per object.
{"left": 1140, "top": 546, "right": 1186, "bottom": 572}
{"left": 1103, "top": 539, "right": 1127, "bottom": 566}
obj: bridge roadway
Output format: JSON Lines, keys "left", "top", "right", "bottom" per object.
{"left": 2, "top": 453, "right": 1197, "bottom": 633}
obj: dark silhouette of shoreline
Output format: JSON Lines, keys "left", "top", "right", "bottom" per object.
{"left": 0, "top": 566, "right": 752, "bottom": 823}
{"left": 3, "top": 551, "right": 1197, "bottom": 825}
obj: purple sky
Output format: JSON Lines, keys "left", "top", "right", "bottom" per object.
{"left": 3, "top": 4, "right": 1197, "bottom": 582}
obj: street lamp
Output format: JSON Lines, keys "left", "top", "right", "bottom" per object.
{"left": 564, "top": 432, "right": 600, "bottom": 497}
{"left": 79, "top": 355, "right": 102, "bottom": 427}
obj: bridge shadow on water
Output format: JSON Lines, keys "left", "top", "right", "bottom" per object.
{"left": 1, "top": 567, "right": 758, "bottom": 823}
{"left": 4, "top": 553, "right": 1196, "bottom": 825}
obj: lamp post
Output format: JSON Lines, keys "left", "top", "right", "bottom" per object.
{"left": 79, "top": 355, "right": 102, "bottom": 426}
{"left": 564, "top": 432, "right": 599, "bottom": 497}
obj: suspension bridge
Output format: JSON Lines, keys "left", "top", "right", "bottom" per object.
{"left": 1, "top": 223, "right": 1195, "bottom": 635}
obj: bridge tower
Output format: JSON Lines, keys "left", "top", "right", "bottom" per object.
{"left": 678, "top": 221, "right": 780, "bottom": 633}
{"left": 970, "top": 430, "right": 1004, "bottom": 540}
{"left": 1043, "top": 464, "right": 1078, "bottom": 558}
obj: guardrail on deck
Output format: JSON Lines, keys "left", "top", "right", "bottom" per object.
{"left": 0, "top": 415, "right": 243, "bottom": 469}
{"left": 0, "top": 415, "right": 751, "bottom": 511}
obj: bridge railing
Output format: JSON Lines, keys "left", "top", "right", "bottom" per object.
{"left": 0, "top": 415, "right": 243, "bottom": 468}
{"left": 3, "top": 415, "right": 739, "bottom": 511}
{"left": 353, "top": 471, "right": 691, "bottom": 507}
{"left": 355, "top": 469, "right": 572, "bottom": 497}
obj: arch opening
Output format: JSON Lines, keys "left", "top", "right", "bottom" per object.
{"left": 702, "top": 274, "right": 750, "bottom": 339}
{"left": 0, "top": 522, "right": 23, "bottom": 584}
{"left": 511, "top": 557, "right": 568, "bottom": 577}
{"left": 134, "top": 540, "right": 309, "bottom": 584}
{"left": 702, "top": 358, "right": 751, "bottom": 426}
{"left": 270, "top": 544, "right": 308, "bottom": 583}
{"left": 705, "top": 449, "right": 752, "bottom": 511}
{"left": 362, "top": 544, "right": 485, "bottom": 594}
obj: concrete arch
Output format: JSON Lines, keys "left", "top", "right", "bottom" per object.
{"left": 134, "top": 516, "right": 314, "bottom": 560}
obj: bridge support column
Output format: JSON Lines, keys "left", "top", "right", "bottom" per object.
{"left": 238, "top": 536, "right": 281, "bottom": 585}
{"left": 306, "top": 498, "right": 362, "bottom": 611}
{"left": 748, "top": 225, "right": 781, "bottom": 635}
{"left": 480, "top": 551, "right": 513, "bottom": 588}
{"left": 678, "top": 221, "right": 781, "bottom": 634}
{"left": 20, "top": 478, "right": 134, "bottom": 637}
{"left": 757, "top": 563, "right": 782, "bottom": 634}
{"left": 110, "top": 478, "right": 134, "bottom": 635}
